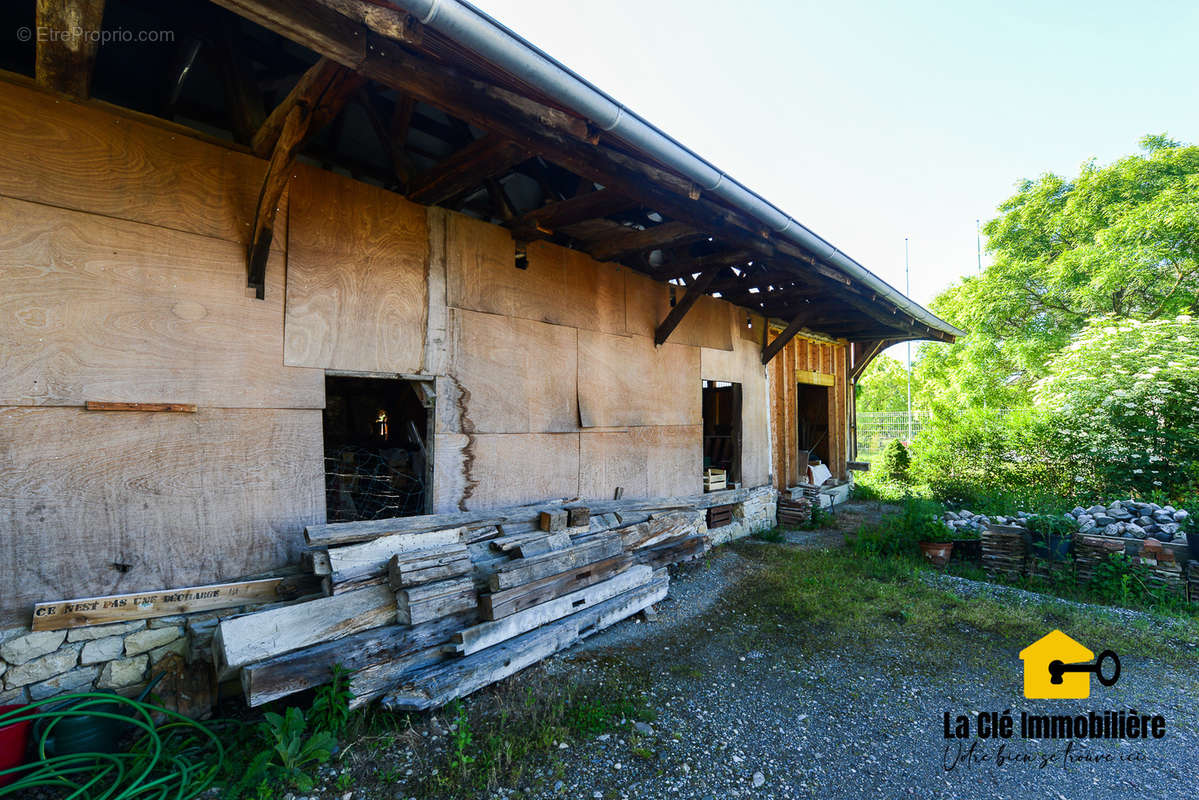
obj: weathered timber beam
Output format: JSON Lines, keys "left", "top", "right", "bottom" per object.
{"left": 654, "top": 267, "right": 723, "bottom": 346}
{"left": 212, "top": 20, "right": 266, "bottom": 145}
{"left": 252, "top": 57, "right": 364, "bottom": 156}
{"left": 509, "top": 188, "right": 634, "bottom": 238}
{"left": 245, "top": 59, "right": 361, "bottom": 296}
{"left": 585, "top": 221, "right": 706, "bottom": 263}
{"left": 312, "top": 0, "right": 424, "bottom": 46}
{"left": 211, "top": 4, "right": 944, "bottom": 339}
{"left": 761, "top": 312, "right": 811, "bottom": 365}
{"left": 654, "top": 249, "right": 754, "bottom": 281}
{"left": 407, "top": 134, "right": 530, "bottom": 205}
{"left": 208, "top": 0, "right": 368, "bottom": 68}
{"left": 35, "top": 0, "right": 107, "bottom": 98}
{"left": 247, "top": 103, "right": 308, "bottom": 298}
{"left": 849, "top": 339, "right": 890, "bottom": 382}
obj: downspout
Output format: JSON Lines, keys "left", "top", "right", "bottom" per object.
{"left": 395, "top": 0, "right": 965, "bottom": 339}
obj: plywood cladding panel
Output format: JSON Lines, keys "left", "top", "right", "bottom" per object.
{"left": 446, "top": 216, "right": 626, "bottom": 334}
{"left": 0, "top": 196, "right": 322, "bottom": 408}
{"left": 701, "top": 315, "right": 771, "bottom": 488}
{"left": 432, "top": 432, "right": 580, "bottom": 512}
{"left": 0, "top": 407, "right": 324, "bottom": 627}
{"left": 0, "top": 79, "right": 282, "bottom": 250}
{"left": 625, "top": 271, "right": 733, "bottom": 351}
{"left": 284, "top": 166, "right": 428, "bottom": 373}
{"left": 445, "top": 309, "right": 578, "bottom": 433}
{"left": 577, "top": 331, "right": 700, "bottom": 428}
{"left": 579, "top": 426, "right": 702, "bottom": 500}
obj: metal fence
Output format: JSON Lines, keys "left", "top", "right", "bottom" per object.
{"left": 855, "top": 409, "right": 1026, "bottom": 461}
{"left": 855, "top": 410, "right": 932, "bottom": 460}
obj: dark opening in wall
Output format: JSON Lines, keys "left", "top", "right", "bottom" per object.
{"left": 702, "top": 380, "right": 742, "bottom": 485}
{"left": 796, "top": 382, "right": 831, "bottom": 478}
{"left": 323, "top": 376, "right": 430, "bottom": 523}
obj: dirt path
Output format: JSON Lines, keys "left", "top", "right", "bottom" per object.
{"left": 489, "top": 542, "right": 1199, "bottom": 800}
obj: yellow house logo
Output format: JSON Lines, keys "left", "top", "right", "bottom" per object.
{"left": 1019, "top": 630, "right": 1121, "bottom": 699}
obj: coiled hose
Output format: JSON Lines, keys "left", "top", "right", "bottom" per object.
{"left": 0, "top": 692, "right": 224, "bottom": 799}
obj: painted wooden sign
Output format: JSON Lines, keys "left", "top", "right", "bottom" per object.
{"left": 31, "top": 576, "right": 309, "bottom": 631}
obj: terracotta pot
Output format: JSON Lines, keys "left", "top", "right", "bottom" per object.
{"left": 919, "top": 541, "right": 954, "bottom": 567}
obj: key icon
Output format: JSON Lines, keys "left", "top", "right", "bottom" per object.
{"left": 1048, "top": 649, "right": 1120, "bottom": 686}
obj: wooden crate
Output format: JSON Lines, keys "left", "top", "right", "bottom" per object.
{"left": 706, "top": 504, "right": 735, "bottom": 529}
{"left": 703, "top": 468, "right": 727, "bottom": 492}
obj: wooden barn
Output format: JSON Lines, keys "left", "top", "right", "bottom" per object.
{"left": 0, "top": 0, "right": 961, "bottom": 709}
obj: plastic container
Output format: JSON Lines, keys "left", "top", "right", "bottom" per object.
{"left": 0, "top": 705, "right": 32, "bottom": 788}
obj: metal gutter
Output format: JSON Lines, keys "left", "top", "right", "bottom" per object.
{"left": 398, "top": 0, "right": 965, "bottom": 339}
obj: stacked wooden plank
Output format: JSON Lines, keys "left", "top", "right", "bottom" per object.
{"left": 776, "top": 496, "right": 811, "bottom": 527}
{"left": 215, "top": 492, "right": 739, "bottom": 712}
{"left": 1188, "top": 562, "right": 1199, "bottom": 604}
{"left": 980, "top": 525, "right": 1027, "bottom": 580}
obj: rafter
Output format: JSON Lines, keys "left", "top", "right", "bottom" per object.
{"left": 582, "top": 221, "right": 705, "bottom": 263}
{"left": 509, "top": 188, "right": 635, "bottom": 239}
{"left": 407, "top": 133, "right": 529, "bottom": 205}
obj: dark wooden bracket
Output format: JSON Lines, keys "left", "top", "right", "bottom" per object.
{"left": 654, "top": 267, "right": 722, "bottom": 346}
{"left": 761, "top": 312, "right": 810, "bottom": 365}
{"left": 246, "top": 57, "right": 363, "bottom": 297}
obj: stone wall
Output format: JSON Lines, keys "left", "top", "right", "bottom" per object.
{"left": 704, "top": 486, "right": 778, "bottom": 546}
{"left": 0, "top": 609, "right": 228, "bottom": 706}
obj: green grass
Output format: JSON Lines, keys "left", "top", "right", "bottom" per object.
{"left": 733, "top": 542, "right": 1199, "bottom": 670}
{"left": 392, "top": 665, "right": 656, "bottom": 797}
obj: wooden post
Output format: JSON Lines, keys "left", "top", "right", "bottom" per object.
{"left": 35, "top": 0, "right": 107, "bottom": 99}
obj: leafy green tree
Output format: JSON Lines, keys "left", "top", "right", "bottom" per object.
{"left": 911, "top": 135, "right": 1199, "bottom": 410}
{"left": 855, "top": 354, "right": 913, "bottom": 413}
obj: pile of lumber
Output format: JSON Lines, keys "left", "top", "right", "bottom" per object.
{"left": 214, "top": 492, "right": 733, "bottom": 711}
{"left": 1188, "top": 562, "right": 1199, "bottom": 604}
{"left": 776, "top": 496, "right": 812, "bottom": 527}
{"left": 980, "top": 525, "right": 1027, "bottom": 580}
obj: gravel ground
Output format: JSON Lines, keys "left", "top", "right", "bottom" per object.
{"left": 482, "top": 544, "right": 1199, "bottom": 800}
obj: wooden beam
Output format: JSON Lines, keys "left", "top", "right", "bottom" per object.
{"left": 247, "top": 58, "right": 361, "bottom": 296}
{"left": 35, "top": 0, "right": 107, "bottom": 98}
{"left": 247, "top": 102, "right": 307, "bottom": 298}
{"left": 407, "top": 134, "right": 529, "bottom": 205}
{"left": 211, "top": 19, "right": 266, "bottom": 145}
{"left": 654, "top": 249, "right": 754, "bottom": 281}
{"left": 761, "top": 312, "right": 811, "bottom": 365}
{"left": 654, "top": 267, "right": 722, "bottom": 346}
{"left": 509, "top": 188, "right": 634, "bottom": 238}
{"left": 585, "top": 221, "right": 705, "bottom": 263}
{"left": 212, "top": 2, "right": 951, "bottom": 341}
{"left": 849, "top": 339, "right": 892, "bottom": 382}
{"left": 251, "top": 57, "right": 364, "bottom": 157}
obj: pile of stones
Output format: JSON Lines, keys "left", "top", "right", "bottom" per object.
{"left": 941, "top": 500, "right": 1190, "bottom": 543}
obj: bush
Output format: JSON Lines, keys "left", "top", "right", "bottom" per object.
{"left": 880, "top": 439, "right": 912, "bottom": 483}
{"left": 909, "top": 406, "right": 1073, "bottom": 508}
{"left": 1034, "top": 315, "right": 1199, "bottom": 498}
{"left": 852, "top": 496, "right": 948, "bottom": 557}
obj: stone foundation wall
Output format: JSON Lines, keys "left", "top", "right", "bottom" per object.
{"left": 704, "top": 486, "right": 778, "bottom": 546}
{"left": 0, "top": 608, "right": 231, "bottom": 707}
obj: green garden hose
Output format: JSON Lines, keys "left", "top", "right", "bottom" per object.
{"left": 0, "top": 692, "right": 225, "bottom": 799}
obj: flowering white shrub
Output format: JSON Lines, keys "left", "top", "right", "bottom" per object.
{"left": 1033, "top": 315, "right": 1199, "bottom": 495}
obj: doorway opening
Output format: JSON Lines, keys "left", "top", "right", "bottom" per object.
{"left": 323, "top": 375, "right": 431, "bottom": 523}
{"left": 702, "top": 380, "right": 742, "bottom": 485}
{"left": 796, "top": 382, "right": 831, "bottom": 480}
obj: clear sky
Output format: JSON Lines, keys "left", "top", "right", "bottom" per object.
{"left": 470, "top": 0, "right": 1199, "bottom": 312}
